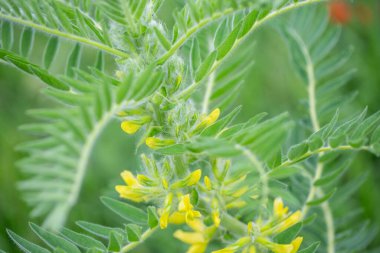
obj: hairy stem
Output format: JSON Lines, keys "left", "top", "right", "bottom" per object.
{"left": 221, "top": 212, "right": 247, "bottom": 237}
{"left": 202, "top": 39, "right": 216, "bottom": 114}
{"left": 297, "top": 22, "right": 335, "bottom": 253}
{"left": 156, "top": 8, "right": 235, "bottom": 65}
{"left": 0, "top": 13, "right": 130, "bottom": 58}
{"left": 275, "top": 145, "right": 369, "bottom": 169}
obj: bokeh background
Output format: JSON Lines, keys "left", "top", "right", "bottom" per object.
{"left": 0, "top": 0, "right": 379, "bottom": 252}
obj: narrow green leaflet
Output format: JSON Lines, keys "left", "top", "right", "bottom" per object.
{"left": 7, "top": 229, "right": 50, "bottom": 253}
{"left": 29, "top": 223, "right": 81, "bottom": 253}
{"left": 100, "top": 197, "right": 147, "bottom": 225}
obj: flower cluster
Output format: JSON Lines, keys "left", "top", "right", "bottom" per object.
{"left": 213, "top": 198, "right": 303, "bottom": 253}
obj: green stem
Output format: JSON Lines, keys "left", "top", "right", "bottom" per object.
{"left": 155, "top": 8, "right": 235, "bottom": 65}
{"left": 274, "top": 145, "right": 369, "bottom": 169}
{"left": 0, "top": 13, "right": 130, "bottom": 58}
{"left": 119, "top": 227, "right": 158, "bottom": 253}
{"left": 221, "top": 212, "right": 247, "bottom": 237}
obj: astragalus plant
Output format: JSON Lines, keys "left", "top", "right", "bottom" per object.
{"left": 0, "top": 0, "right": 379, "bottom": 252}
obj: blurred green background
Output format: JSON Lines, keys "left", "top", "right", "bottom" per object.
{"left": 0, "top": 0, "right": 379, "bottom": 252}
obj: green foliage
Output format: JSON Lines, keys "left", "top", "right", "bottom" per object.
{"left": 1, "top": 0, "right": 379, "bottom": 252}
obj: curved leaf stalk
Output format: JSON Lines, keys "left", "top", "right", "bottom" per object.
{"left": 298, "top": 25, "right": 335, "bottom": 253}
{"left": 156, "top": 8, "right": 235, "bottom": 65}
{"left": 275, "top": 145, "right": 369, "bottom": 169}
{"left": 175, "top": 0, "right": 327, "bottom": 100}
{"left": 201, "top": 40, "right": 216, "bottom": 114}
{"left": 53, "top": 102, "right": 128, "bottom": 228}
{"left": 0, "top": 13, "right": 129, "bottom": 58}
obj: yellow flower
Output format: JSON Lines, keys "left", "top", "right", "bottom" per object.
{"left": 274, "top": 197, "right": 289, "bottom": 217}
{"left": 212, "top": 237, "right": 251, "bottom": 253}
{"left": 290, "top": 237, "right": 303, "bottom": 253}
{"left": 187, "top": 169, "right": 202, "bottom": 186}
{"left": 115, "top": 170, "right": 147, "bottom": 202}
{"left": 145, "top": 137, "right": 175, "bottom": 149}
{"left": 274, "top": 211, "right": 302, "bottom": 234}
{"left": 178, "top": 194, "right": 202, "bottom": 221}
{"left": 171, "top": 169, "right": 202, "bottom": 189}
{"left": 115, "top": 185, "right": 146, "bottom": 202}
{"left": 242, "top": 246, "right": 256, "bottom": 253}
{"left": 212, "top": 210, "right": 221, "bottom": 227}
{"left": 194, "top": 108, "right": 221, "bottom": 131}
{"left": 121, "top": 121, "right": 141, "bottom": 134}
{"left": 203, "top": 108, "right": 220, "bottom": 126}
{"left": 204, "top": 176, "right": 212, "bottom": 190}
{"left": 121, "top": 170, "right": 139, "bottom": 186}
{"left": 174, "top": 219, "right": 216, "bottom": 253}
{"left": 256, "top": 237, "right": 293, "bottom": 253}
{"left": 159, "top": 193, "right": 173, "bottom": 229}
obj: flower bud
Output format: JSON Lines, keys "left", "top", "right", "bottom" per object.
{"left": 146, "top": 137, "right": 175, "bottom": 149}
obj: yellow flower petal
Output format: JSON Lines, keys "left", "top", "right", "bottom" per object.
{"left": 120, "top": 170, "right": 139, "bottom": 186}
{"left": 188, "top": 243, "right": 207, "bottom": 253}
{"left": 212, "top": 249, "right": 235, "bottom": 253}
{"left": 277, "top": 211, "right": 302, "bottom": 233}
{"left": 114, "top": 185, "right": 145, "bottom": 202}
{"left": 204, "top": 108, "right": 220, "bottom": 126}
{"left": 274, "top": 197, "right": 288, "bottom": 217}
{"left": 169, "top": 212, "right": 186, "bottom": 224}
{"left": 290, "top": 237, "right": 303, "bottom": 253}
{"left": 145, "top": 137, "right": 175, "bottom": 149}
{"left": 212, "top": 210, "right": 221, "bottom": 227}
{"left": 187, "top": 169, "right": 202, "bottom": 186}
{"left": 204, "top": 176, "right": 212, "bottom": 190}
{"left": 187, "top": 219, "right": 206, "bottom": 232}
{"left": 160, "top": 211, "right": 169, "bottom": 229}
{"left": 121, "top": 121, "right": 141, "bottom": 134}
{"left": 178, "top": 194, "right": 192, "bottom": 212}
{"left": 173, "top": 230, "right": 205, "bottom": 244}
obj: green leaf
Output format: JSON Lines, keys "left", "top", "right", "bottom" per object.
{"left": 66, "top": 43, "right": 82, "bottom": 77}
{"left": 107, "top": 231, "right": 122, "bottom": 252}
{"left": 190, "top": 39, "right": 201, "bottom": 75}
{"left": 308, "top": 135, "right": 324, "bottom": 151}
{"left": 298, "top": 242, "right": 320, "bottom": 253}
{"left": 86, "top": 248, "right": 103, "bottom": 253}
{"left": 154, "top": 26, "right": 171, "bottom": 51}
{"left": 101, "top": 197, "right": 147, "bottom": 225}
{"left": 287, "top": 142, "right": 309, "bottom": 161}
{"left": 239, "top": 9, "right": 259, "bottom": 38}
{"left": 307, "top": 188, "right": 336, "bottom": 206}
{"left": 29, "top": 223, "right": 81, "bottom": 253}
{"left": 216, "top": 22, "right": 242, "bottom": 60}
{"left": 195, "top": 51, "right": 217, "bottom": 82}
{"left": 147, "top": 206, "right": 159, "bottom": 228}
{"left": 274, "top": 223, "right": 302, "bottom": 244}
{"left": 125, "top": 224, "right": 142, "bottom": 242}
{"left": 95, "top": 51, "right": 104, "bottom": 71}
{"left": 213, "top": 20, "right": 228, "bottom": 48}
{"left": 7, "top": 229, "right": 50, "bottom": 253}
{"left": 20, "top": 27, "right": 34, "bottom": 57}
{"left": 314, "top": 162, "right": 347, "bottom": 186}
{"left": 268, "top": 166, "right": 300, "bottom": 179}
{"left": 44, "top": 37, "right": 59, "bottom": 69}
{"left": 1, "top": 21, "right": 13, "bottom": 50}
{"left": 61, "top": 228, "right": 106, "bottom": 251}
{"left": 155, "top": 144, "right": 187, "bottom": 155}
{"left": 76, "top": 221, "right": 124, "bottom": 239}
